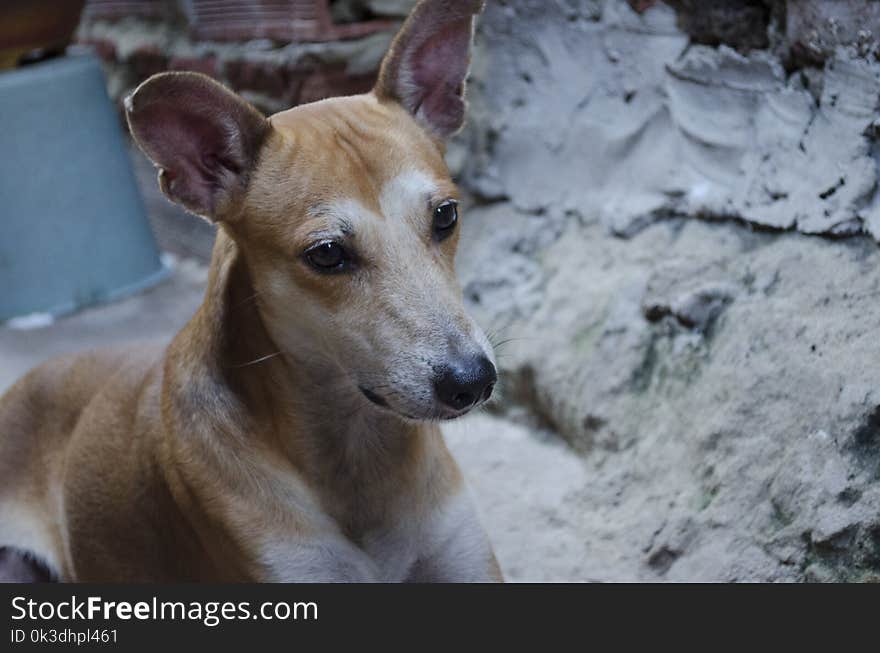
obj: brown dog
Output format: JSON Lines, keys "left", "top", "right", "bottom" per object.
{"left": 0, "top": 0, "right": 502, "bottom": 582}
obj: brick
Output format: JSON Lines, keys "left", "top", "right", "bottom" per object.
{"left": 169, "top": 56, "right": 219, "bottom": 78}
{"left": 181, "top": 0, "right": 393, "bottom": 43}
{"left": 224, "top": 59, "right": 376, "bottom": 106}
{"left": 128, "top": 45, "right": 168, "bottom": 81}
{"left": 82, "top": 0, "right": 166, "bottom": 21}
{"left": 77, "top": 37, "right": 117, "bottom": 63}
{"left": 225, "top": 59, "right": 292, "bottom": 101}
{"left": 626, "top": 0, "right": 662, "bottom": 12}
{"left": 298, "top": 65, "right": 377, "bottom": 105}
{"left": 665, "top": 0, "right": 771, "bottom": 52}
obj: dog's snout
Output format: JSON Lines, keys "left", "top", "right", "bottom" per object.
{"left": 434, "top": 355, "right": 497, "bottom": 412}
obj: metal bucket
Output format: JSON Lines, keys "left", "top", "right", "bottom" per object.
{"left": 0, "top": 54, "right": 166, "bottom": 322}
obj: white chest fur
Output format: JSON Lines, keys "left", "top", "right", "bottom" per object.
{"left": 361, "top": 488, "right": 495, "bottom": 582}
{"left": 256, "top": 487, "right": 494, "bottom": 583}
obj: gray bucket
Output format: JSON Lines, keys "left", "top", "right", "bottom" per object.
{"left": 0, "top": 54, "right": 166, "bottom": 323}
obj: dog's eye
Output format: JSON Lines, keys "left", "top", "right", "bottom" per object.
{"left": 433, "top": 200, "right": 458, "bottom": 240}
{"left": 305, "top": 241, "right": 350, "bottom": 272}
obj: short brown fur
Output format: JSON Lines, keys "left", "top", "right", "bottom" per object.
{"left": 0, "top": 0, "right": 499, "bottom": 582}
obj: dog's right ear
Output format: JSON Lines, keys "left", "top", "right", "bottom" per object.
{"left": 125, "top": 72, "right": 269, "bottom": 222}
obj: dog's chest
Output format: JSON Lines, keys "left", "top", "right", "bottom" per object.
{"left": 360, "top": 486, "right": 485, "bottom": 582}
{"left": 330, "top": 490, "right": 440, "bottom": 582}
{"left": 255, "top": 466, "right": 481, "bottom": 581}
{"left": 358, "top": 519, "right": 430, "bottom": 582}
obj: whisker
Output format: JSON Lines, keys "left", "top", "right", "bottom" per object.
{"left": 231, "top": 291, "right": 263, "bottom": 311}
{"left": 493, "top": 338, "right": 524, "bottom": 349}
{"left": 228, "top": 351, "right": 283, "bottom": 369}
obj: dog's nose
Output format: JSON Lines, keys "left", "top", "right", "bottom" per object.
{"left": 434, "top": 355, "right": 497, "bottom": 412}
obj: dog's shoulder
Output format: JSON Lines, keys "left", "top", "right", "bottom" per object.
{"left": 0, "top": 342, "right": 165, "bottom": 458}
{"left": 0, "top": 342, "right": 168, "bottom": 580}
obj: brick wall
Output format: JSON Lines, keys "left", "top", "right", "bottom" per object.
{"left": 75, "top": 0, "right": 416, "bottom": 114}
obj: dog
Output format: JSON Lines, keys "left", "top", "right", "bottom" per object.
{"left": 0, "top": 0, "right": 502, "bottom": 582}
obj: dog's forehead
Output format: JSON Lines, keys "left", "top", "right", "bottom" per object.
{"left": 251, "top": 95, "right": 454, "bottom": 233}
{"left": 379, "top": 169, "right": 442, "bottom": 219}
{"left": 268, "top": 95, "right": 447, "bottom": 180}
{"left": 295, "top": 169, "right": 446, "bottom": 247}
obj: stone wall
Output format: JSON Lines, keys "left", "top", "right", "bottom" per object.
{"left": 454, "top": 0, "right": 880, "bottom": 581}
{"left": 75, "top": 0, "right": 418, "bottom": 113}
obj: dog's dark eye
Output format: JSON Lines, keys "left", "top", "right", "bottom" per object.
{"left": 433, "top": 200, "right": 458, "bottom": 240}
{"left": 305, "top": 241, "right": 349, "bottom": 272}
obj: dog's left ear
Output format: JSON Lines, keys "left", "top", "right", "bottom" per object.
{"left": 374, "top": 0, "right": 484, "bottom": 139}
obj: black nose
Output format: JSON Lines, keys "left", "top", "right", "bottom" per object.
{"left": 434, "top": 355, "right": 497, "bottom": 412}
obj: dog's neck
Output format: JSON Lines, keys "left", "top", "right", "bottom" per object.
{"left": 164, "top": 230, "right": 443, "bottom": 535}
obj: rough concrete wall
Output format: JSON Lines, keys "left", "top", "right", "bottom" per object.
{"left": 457, "top": 0, "right": 880, "bottom": 240}
{"left": 456, "top": 0, "right": 880, "bottom": 580}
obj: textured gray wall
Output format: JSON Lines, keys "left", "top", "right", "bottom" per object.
{"left": 454, "top": 0, "right": 880, "bottom": 581}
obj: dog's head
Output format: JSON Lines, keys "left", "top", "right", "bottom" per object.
{"left": 127, "top": 0, "right": 495, "bottom": 421}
